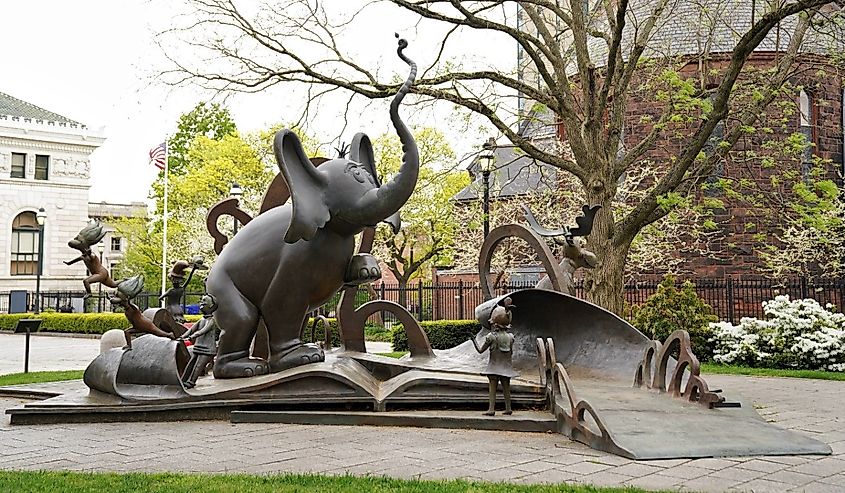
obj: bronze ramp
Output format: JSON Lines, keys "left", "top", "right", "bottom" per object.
{"left": 471, "top": 289, "right": 832, "bottom": 459}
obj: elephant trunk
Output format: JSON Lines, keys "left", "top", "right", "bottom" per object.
{"left": 352, "top": 36, "right": 419, "bottom": 225}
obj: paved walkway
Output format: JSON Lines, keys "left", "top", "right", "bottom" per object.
{"left": 0, "top": 333, "right": 391, "bottom": 375}
{"left": 0, "top": 332, "right": 843, "bottom": 491}
{"left": 1, "top": 373, "right": 843, "bottom": 492}
{"left": 0, "top": 333, "right": 100, "bottom": 375}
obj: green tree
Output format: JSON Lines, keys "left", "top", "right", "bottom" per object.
{"left": 167, "top": 102, "right": 237, "bottom": 175}
{"left": 632, "top": 276, "right": 718, "bottom": 361}
{"left": 118, "top": 114, "right": 325, "bottom": 292}
{"left": 158, "top": 0, "right": 840, "bottom": 315}
{"left": 371, "top": 127, "right": 469, "bottom": 303}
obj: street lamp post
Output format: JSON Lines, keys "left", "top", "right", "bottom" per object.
{"left": 478, "top": 138, "right": 496, "bottom": 238}
{"left": 230, "top": 181, "right": 243, "bottom": 235}
{"left": 35, "top": 208, "right": 46, "bottom": 314}
{"left": 97, "top": 243, "right": 105, "bottom": 312}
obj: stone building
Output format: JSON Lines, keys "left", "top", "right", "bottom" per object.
{"left": 88, "top": 201, "right": 148, "bottom": 275}
{"left": 0, "top": 91, "right": 106, "bottom": 294}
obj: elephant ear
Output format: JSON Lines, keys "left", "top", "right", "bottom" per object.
{"left": 349, "top": 133, "right": 380, "bottom": 186}
{"left": 274, "top": 129, "right": 329, "bottom": 243}
{"left": 350, "top": 132, "right": 401, "bottom": 232}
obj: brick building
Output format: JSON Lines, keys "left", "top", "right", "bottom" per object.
{"left": 507, "top": 1, "right": 845, "bottom": 280}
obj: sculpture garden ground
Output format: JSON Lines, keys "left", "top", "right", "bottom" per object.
{"left": 1, "top": 370, "right": 844, "bottom": 492}
{"left": 2, "top": 36, "right": 843, "bottom": 492}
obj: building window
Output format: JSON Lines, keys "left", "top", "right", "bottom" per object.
{"left": 11, "top": 153, "right": 25, "bottom": 178}
{"left": 799, "top": 88, "right": 816, "bottom": 177}
{"left": 35, "top": 155, "right": 49, "bottom": 180}
{"left": 11, "top": 211, "right": 40, "bottom": 276}
{"left": 110, "top": 236, "right": 122, "bottom": 252}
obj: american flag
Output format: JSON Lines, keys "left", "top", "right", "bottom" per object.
{"left": 149, "top": 142, "right": 167, "bottom": 170}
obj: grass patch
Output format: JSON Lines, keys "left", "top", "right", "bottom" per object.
{"left": 0, "top": 471, "right": 662, "bottom": 492}
{"left": 0, "top": 370, "right": 84, "bottom": 386}
{"left": 701, "top": 363, "right": 845, "bottom": 381}
{"left": 377, "top": 351, "right": 410, "bottom": 359}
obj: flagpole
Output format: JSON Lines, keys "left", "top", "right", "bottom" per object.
{"left": 161, "top": 139, "right": 169, "bottom": 306}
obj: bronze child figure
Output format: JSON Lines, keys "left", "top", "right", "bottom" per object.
{"left": 64, "top": 221, "right": 117, "bottom": 299}
{"left": 110, "top": 276, "right": 176, "bottom": 349}
{"left": 471, "top": 297, "right": 519, "bottom": 416}
{"left": 179, "top": 294, "right": 221, "bottom": 389}
{"left": 160, "top": 256, "right": 206, "bottom": 324}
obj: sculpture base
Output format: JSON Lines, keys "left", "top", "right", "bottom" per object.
{"left": 4, "top": 289, "right": 833, "bottom": 460}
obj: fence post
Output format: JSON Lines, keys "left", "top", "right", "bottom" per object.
{"left": 417, "top": 281, "right": 422, "bottom": 322}
{"left": 727, "top": 277, "right": 735, "bottom": 324}
{"left": 840, "top": 279, "right": 845, "bottom": 312}
{"left": 800, "top": 276, "right": 808, "bottom": 300}
{"left": 458, "top": 280, "right": 464, "bottom": 320}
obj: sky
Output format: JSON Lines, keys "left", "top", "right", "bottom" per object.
{"left": 1, "top": 0, "right": 517, "bottom": 205}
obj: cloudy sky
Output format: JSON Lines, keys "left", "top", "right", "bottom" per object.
{"left": 2, "top": 1, "right": 515, "bottom": 204}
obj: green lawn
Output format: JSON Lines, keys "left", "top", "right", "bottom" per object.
{"left": 0, "top": 471, "right": 660, "bottom": 493}
{"left": 377, "top": 351, "right": 410, "bottom": 359}
{"left": 701, "top": 363, "right": 845, "bottom": 381}
{"left": 0, "top": 370, "right": 84, "bottom": 387}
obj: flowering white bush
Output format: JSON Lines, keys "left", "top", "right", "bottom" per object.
{"left": 708, "top": 295, "right": 845, "bottom": 370}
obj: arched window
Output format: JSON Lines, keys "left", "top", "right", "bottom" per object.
{"left": 11, "top": 211, "right": 40, "bottom": 275}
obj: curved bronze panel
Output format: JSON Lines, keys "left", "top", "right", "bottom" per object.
{"left": 477, "top": 224, "right": 565, "bottom": 300}
{"left": 83, "top": 335, "right": 190, "bottom": 400}
{"left": 633, "top": 340, "right": 661, "bottom": 389}
{"left": 336, "top": 227, "right": 378, "bottom": 352}
{"left": 350, "top": 300, "right": 434, "bottom": 358}
{"left": 205, "top": 198, "right": 254, "bottom": 255}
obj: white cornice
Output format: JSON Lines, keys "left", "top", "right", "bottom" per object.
{"left": 0, "top": 136, "right": 101, "bottom": 154}
{"left": 0, "top": 178, "right": 89, "bottom": 191}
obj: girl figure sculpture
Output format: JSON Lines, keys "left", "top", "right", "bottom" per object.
{"left": 180, "top": 294, "right": 220, "bottom": 389}
{"left": 471, "top": 297, "right": 518, "bottom": 416}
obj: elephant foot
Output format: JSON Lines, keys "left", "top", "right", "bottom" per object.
{"left": 213, "top": 351, "right": 269, "bottom": 379}
{"left": 268, "top": 343, "right": 325, "bottom": 372}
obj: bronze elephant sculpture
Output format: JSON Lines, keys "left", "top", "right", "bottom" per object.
{"left": 207, "top": 37, "right": 418, "bottom": 378}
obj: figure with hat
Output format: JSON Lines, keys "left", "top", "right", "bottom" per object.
{"left": 160, "top": 256, "right": 207, "bottom": 324}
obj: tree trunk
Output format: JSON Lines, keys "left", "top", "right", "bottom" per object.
{"left": 585, "top": 242, "right": 629, "bottom": 318}
{"left": 365, "top": 284, "right": 383, "bottom": 326}
{"left": 583, "top": 178, "right": 630, "bottom": 317}
{"left": 397, "top": 278, "right": 409, "bottom": 309}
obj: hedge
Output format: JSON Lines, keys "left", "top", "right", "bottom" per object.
{"left": 0, "top": 313, "right": 131, "bottom": 334}
{"left": 0, "top": 313, "right": 387, "bottom": 344}
{"left": 392, "top": 320, "right": 482, "bottom": 351}
{"left": 630, "top": 276, "right": 718, "bottom": 361}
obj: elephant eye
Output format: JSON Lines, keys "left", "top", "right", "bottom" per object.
{"left": 346, "top": 162, "right": 374, "bottom": 185}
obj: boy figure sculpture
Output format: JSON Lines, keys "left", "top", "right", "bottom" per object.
{"left": 180, "top": 294, "right": 220, "bottom": 389}
{"left": 160, "top": 256, "right": 206, "bottom": 324}
{"left": 471, "top": 297, "right": 519, "bottom": 416}
{"left": 64, "top": 221, "right": 117, "bottom": 299}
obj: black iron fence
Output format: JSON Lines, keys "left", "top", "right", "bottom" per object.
{"left": 2, "top": 277, "right": 843, "bottom": 323}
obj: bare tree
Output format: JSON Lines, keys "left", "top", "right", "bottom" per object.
{"left": 158, "top": 0, "right": 841, "bottom": 314}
